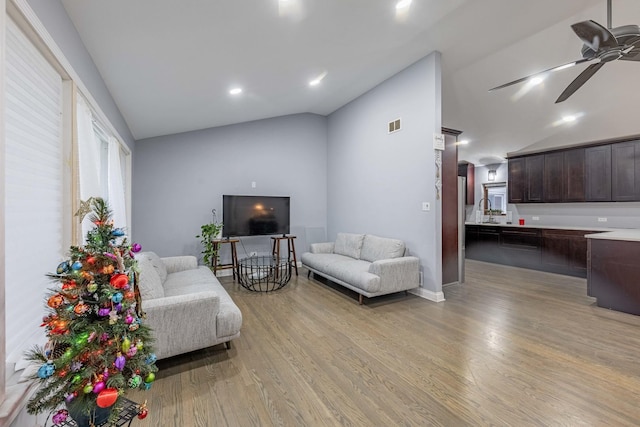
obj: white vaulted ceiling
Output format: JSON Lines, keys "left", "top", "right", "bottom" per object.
{"left": 60, "top": 0, "right": 640, "bottom": 165}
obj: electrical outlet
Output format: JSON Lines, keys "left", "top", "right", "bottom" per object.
{"left": 422, "top": 202, "right": 430, "bottom": 211}
{"left": 532, "top": 216, "right": 540, "bottom": 221}
{"left": 598, "top": 217, "right": 607, "bottom": 222}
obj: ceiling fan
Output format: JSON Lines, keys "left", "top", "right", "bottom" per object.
{"left": 489, "top": 0, "right": 640, "bottom": 103}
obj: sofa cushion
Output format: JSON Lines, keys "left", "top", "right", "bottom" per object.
{"left": 301, "top": 252, "right": 351, "bottom": 272}
{"left": 360, "top": 235, "right": 405, "bottom": 262}
{"left": 334, "top": 233, "right": 365, "bottom": 259}
{"left": 137, "top": 256, "right": 165, "bottom": 300}
{"left": 163, "top": 267, "right": 218, "bottom": 296}
{"left": 138, "top": 252, "right": 168, "bottom": 283}
{"left": 323, "top": 259, "right": 381, "bottom": 293}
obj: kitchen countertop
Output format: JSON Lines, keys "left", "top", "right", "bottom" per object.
{"left": 464, "top": 222, "right": 620, "bottom": 232}
{"left": 584, "top": 229, "right": 640, "bottom": 242}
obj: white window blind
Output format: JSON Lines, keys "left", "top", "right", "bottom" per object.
{"left": 4, "top": 17, "right": 64, "bottom": 365}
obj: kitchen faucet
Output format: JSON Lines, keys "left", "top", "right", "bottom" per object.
{"left": 478, "top": 197, "right": 493, "bottom": 223}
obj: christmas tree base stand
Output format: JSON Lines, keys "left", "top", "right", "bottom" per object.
{"left": 65, "top": 401, "right": 111, "bottom": 427}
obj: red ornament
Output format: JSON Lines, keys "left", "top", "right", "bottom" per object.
{"left": 110, "top": 274, "right": 128, "bottom": 289}
{"left": 86, "top": 256, "right": 96, "bottom": 265}
{"left": 96, "top": 388, "right": 119, "bottom": 408}
{"left": 138, "top": 408, "right": 148, "bottom": 419}
{"left": 61, "top": 280, "right": 77, "bottom": 291}
{"left": 137, "top": 401, "right": 149, "bottom": 419}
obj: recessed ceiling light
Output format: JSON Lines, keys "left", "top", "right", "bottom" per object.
{"left": 562, "top": 114, "right": 577, "bottom": 122}
{"left": 396, "top": 0, "right": 412, "bottom": 10}
{"left": 229, "top": 87, "right": 243, "bottom": 95}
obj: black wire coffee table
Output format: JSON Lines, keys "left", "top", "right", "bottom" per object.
{"left": 238, "top": 255, "right": 291, "bottom": 292}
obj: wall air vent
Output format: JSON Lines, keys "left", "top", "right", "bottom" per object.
{"left": 388, "top": 118, "right": 401, "bottom": 133}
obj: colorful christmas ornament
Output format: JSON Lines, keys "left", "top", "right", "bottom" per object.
{"left": 86, "top": 255, "right": 96, "bottom": 264}
{"left": 83, "top": 384, "right": 94, "bottom": 394}
{"left": 52, "top": 409, "right": 69, "bottom": 424}
{"left": 112, "top": 292, "right": 123, "bottom": 303}
{"left": 71, "top": 261, "right": 83, "bottom": 271}
{"left": 126, "top": 346, "right": 138, "bottom": 358}
{"left": 114, "top": 353, "right": 126, "bottom": 371}
{"left": 137, "top": 401, "right": 148, "bottom": 419}
{"left": 131, "top": 243, "right": 142, "bottom": 253}
{"left": 37, "top": 362, "right": 55, "bottom": 379}
{"left": 110, "top": 274, "right": 129, "bottom": 289}
{"left": 98, "top": 307, "right": 111, "bottom": 317}
{"left": 74, "top": 302, "right": 89, "bottom": 315}
{"left": 47, "top": 294, "right": 65, "bottom": 309}
{"left": 96, "top": 388, "right": 119, "bottom": 408}
{"left": 112, "top": 228, "right": 125, "bottom": 237}
{"left": 145, "top": 353, "right": 157, "bottom": 365}
{"left": 87, "top": 282, "right": 98, "bottom": 293}
{"left": 121, "top": 337, "right": 131, "bottom": 352}
{"left": 128, "top": 375, "right": 142, "bottom": 388}
{"left": 56, "top": 261, "right": 70, "bottom": 274}
{"left": 92, "top": 381, "right": 106, "bottom": 394}
{"left": 145, "top": 372, "right": 155, "bottom": 383}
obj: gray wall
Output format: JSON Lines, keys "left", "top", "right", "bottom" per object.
{"left": 326, "top": 53, "right": 443, "bottom": 294}
{"left": 25, "top": 0, "right": 135, "bottom": 149}
{"left": 132, "top": 113, "right": 328, "bottom": 263}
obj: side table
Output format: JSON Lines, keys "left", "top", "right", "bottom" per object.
{"left": 212, "top": 239, "right": 239, "bottom": 280}
{"left": 271, "top": 235, "right": 298, "bottom": 276}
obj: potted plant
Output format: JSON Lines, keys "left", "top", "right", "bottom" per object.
{"left": 197, "top": 222, "right": 224, "bottom": 266}
{"left": 197, "top": 209, "right": 223, "bottom": 266}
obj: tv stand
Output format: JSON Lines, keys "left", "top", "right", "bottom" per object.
{"left": 271, "top": 235, "right": 298, "bottom": 276}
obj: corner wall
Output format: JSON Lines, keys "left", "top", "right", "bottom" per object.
{"left": 326, "top": 52, "right": 443, "bottom": 297}
{"left": 132, "top": 113, "right": 328, "bottom": 262}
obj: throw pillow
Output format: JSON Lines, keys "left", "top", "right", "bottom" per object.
{"left": 334, "top": 233, "right": 365, "bottom": 259}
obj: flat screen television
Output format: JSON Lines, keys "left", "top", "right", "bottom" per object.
{"left": 222, "top": 195, "right": 290, "bottom": 237}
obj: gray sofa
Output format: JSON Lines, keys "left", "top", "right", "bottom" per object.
{"left": 301, "top": 233, "right": 420, "bottom": 304}
{"left": 135, "top": 252, "right": 242, "bottom": 359}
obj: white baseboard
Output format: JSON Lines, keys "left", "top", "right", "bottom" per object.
{"left": 409, "top": 287, "right": 445, "bottom": 302}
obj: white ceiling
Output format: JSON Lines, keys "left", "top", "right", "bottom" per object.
{"left": 60, "top": 0, "right": 640, "bottom": 165}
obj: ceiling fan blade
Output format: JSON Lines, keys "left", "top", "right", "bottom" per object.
{"left": 619, "top": 36, "right": 640, "bottom": 61}
{"left": 571, "top": 20, "right": 618, "bottom": 51}
{"left": 555, "top": 62, "right": 605, "bottom": 103}
{"left": 488, "top": 58, "right": 593, "bottom": 92}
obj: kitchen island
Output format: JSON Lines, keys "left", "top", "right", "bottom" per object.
{"left": 586, "top": 229, "right": 640, "bottom": 315}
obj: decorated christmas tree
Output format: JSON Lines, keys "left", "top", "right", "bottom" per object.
{"left": 26, "top": 198, "right": 157, "bottom": 425}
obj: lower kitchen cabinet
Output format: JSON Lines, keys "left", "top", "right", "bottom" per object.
{"left": 465, "top": 225, "right": 600, "bottom": 277}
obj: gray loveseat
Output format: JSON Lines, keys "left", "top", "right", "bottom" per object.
{"left": 135, "top": 252, "right": 242, "bottom": 359}
{"left": 301, "top": 233, "right": 420, "bottom": 304}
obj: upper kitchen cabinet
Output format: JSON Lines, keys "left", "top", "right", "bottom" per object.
{"left": 508, "top": 157, "right": 525, "bottom": 203}
{"left": 563, "top": 149, "right": 586, "bottom": 202}
{"left": 585, "top": 145, "right": 612, "bottom": 201}
{"left": 508, "top": 155, "right": 543, "bottom": 203}
{"left": 544, "top": 149, "right": 586, "bottom": 202}
{"left": 611, "top": 140, "right": 640, "bottom": 201}
{"left": 457, "top": 161, "right": 475, "bottom": 205}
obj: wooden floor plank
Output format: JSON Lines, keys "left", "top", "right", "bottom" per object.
{"left": 129, "top": 260, "right": 640, "bottom": 426}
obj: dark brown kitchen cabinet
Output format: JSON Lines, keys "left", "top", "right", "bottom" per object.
{"left": 508, "top": 157, "right": 525, "bottom": 203}
{"left": 611, "top": 140, "right": 640, "bottom": 201}
{"left": 457, "top": 162, "right": 475, "bottom": 205}
{"left": 563, "top": 148, "right": 585, "bottom": 202}
{"left": 585, "top": 144, "right": 612, "bottom": 201}
{"left": 465, "top": 225, "right": 600, "bottom": 278}
{"left": 544, "top": 152, "right": 564, "bottom": 202}
{"left": 544, "top": 150, "right": 585, "bottom": 202}
{"left": 541, "top": 229, "right": 589, "bottom": 276}
{"left": 525, "top": 155, "right": 544, "bottom": 202}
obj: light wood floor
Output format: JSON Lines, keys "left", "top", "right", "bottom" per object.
{"left": 129, "top": 260, "right": 640, "bottom": 426}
